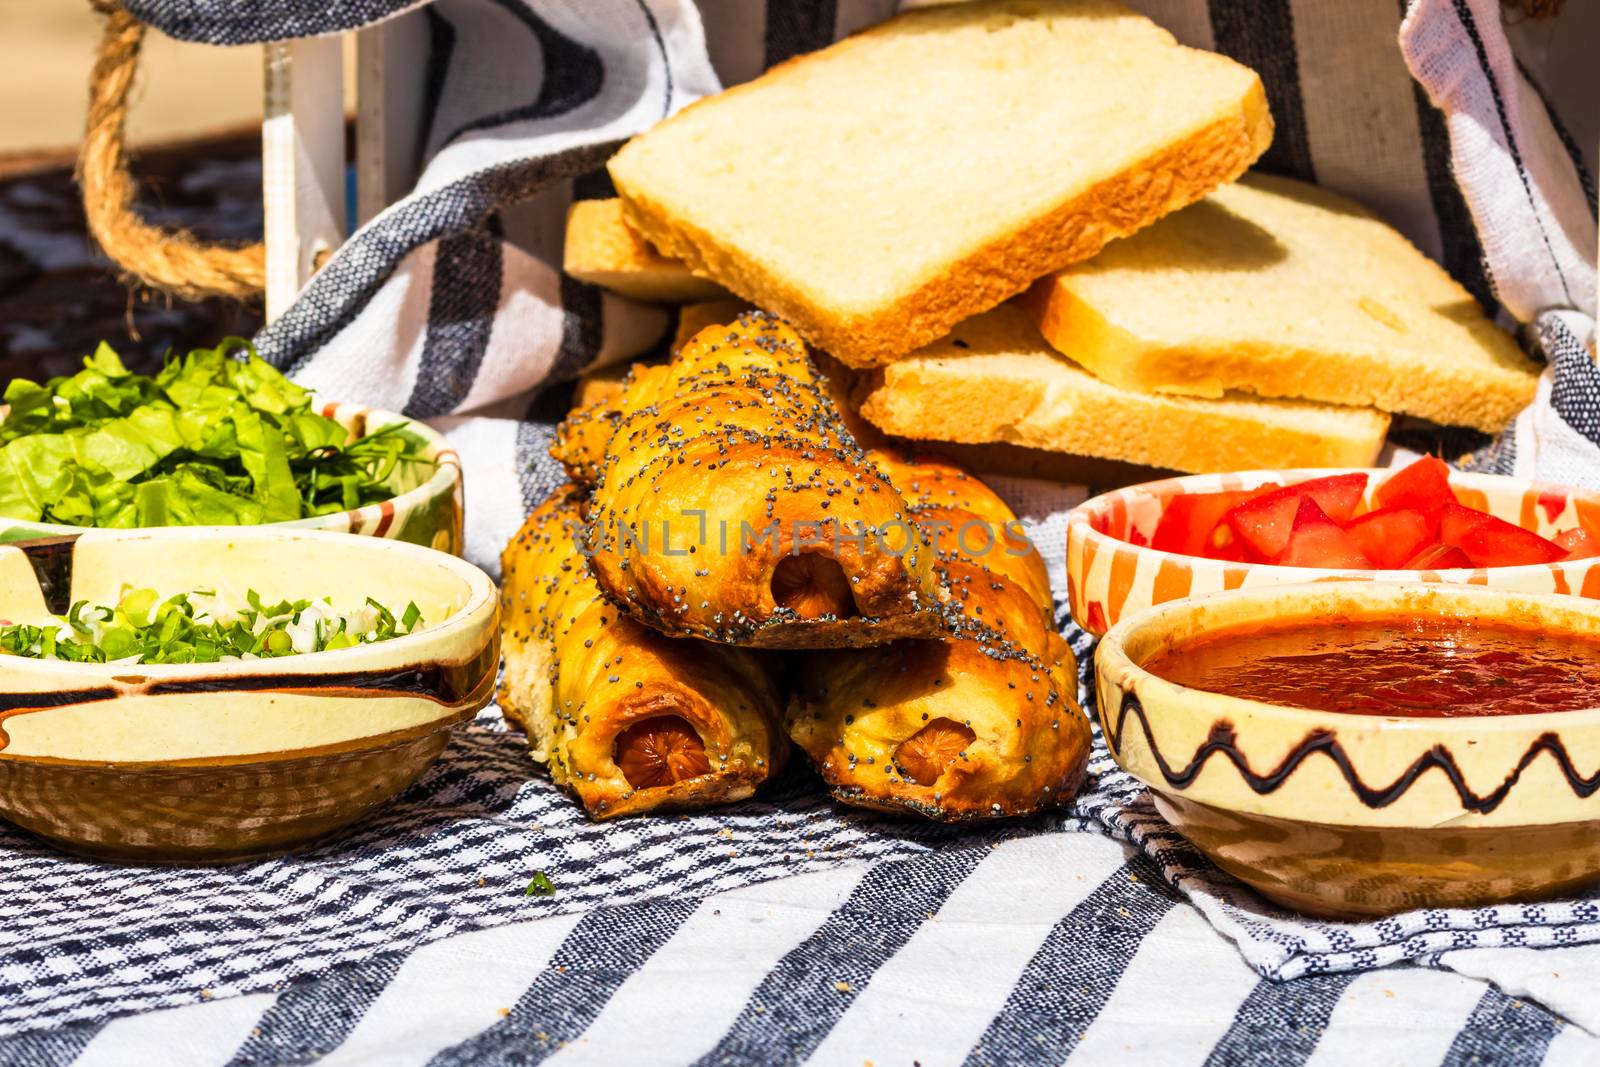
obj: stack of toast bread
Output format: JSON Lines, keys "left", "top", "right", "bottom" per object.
{"left": 561, "top": 0, "right": 1540, "bottom": 479}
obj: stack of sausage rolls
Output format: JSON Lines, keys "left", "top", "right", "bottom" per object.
{"left": 500, "top": 313, "right": 1091, "bottom": 820}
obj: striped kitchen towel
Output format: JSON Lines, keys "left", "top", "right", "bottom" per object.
{"left": 1, "top": 834, "right": 1595, "bottom": 1065}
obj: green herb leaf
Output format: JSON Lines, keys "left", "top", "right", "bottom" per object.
{"left": 0, "top": 342, "right": 433, "bottom": 528}
{"left": 524, "top": 872, "right": 556, "bottom": 897}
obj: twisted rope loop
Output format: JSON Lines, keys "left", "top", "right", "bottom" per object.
{"left": 78, "top": 0, "right": 265, "bottom": 301}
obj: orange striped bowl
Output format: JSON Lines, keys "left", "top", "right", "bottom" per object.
{"left": 0, "top": 402, "right": 464, "bottom": 557}
{"left": 1066, "top": 468, "right": 1600, "bottom": 638}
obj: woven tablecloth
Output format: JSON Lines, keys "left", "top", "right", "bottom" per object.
{"left": 3, "top": 0, "right": 1596, "bottom": 1062}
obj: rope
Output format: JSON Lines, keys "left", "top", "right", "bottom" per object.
{"left": 78, "top": 0, "right": 265, "bottom": 301}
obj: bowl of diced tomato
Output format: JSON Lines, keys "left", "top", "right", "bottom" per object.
{"left": 1065, "top": 456, "right": 1600, "bottom": 637}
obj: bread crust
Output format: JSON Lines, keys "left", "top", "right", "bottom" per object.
{"left": 856, "top": 305, "right": 1390, "bottom": 473}
{"left": 563, "top": 199, "right": 729, "bottom": 303}
{"left": 609, "top": 0, "right": 1273, "bottom": 367}
{"left": 1027, "top": 174, "right": 1540, "bottom": 431}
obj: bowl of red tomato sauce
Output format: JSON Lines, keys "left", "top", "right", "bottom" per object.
{"left": 1065, "top": 456, "right": 1600, "bottom": 637}
{"left": 1096, "top": 580, "right": 1600, "bottom": 918}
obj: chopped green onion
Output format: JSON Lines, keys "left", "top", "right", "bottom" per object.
{"left": 0, "top": 588, "right": 426, "bottom": 665}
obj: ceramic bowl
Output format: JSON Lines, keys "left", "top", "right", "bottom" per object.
{"left": 0, "top": 401, "right": 464, "bottom": 556}
{"left": 1066, "top": 467, "right": 1600, "bottom": 637}
{"left": 1096, "top": 581, "right": 1600, "bottom": 918}
{"left": 0, "top": 527, "right": 498, "bottom": 863}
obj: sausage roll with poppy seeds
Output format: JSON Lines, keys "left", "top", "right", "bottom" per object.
{"left": 499, "top": 488, "right": 785, "bottom": 818}
{"left": 786, "top": 452, "right": 1091, "bottom": 819}
{"left": 580, "top": 312, "right": 947, "bottom": 648}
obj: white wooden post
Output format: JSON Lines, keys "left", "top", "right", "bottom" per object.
{"left": 356, "top": 12, "right": 429, "bottom": 226}
{"left": 261, "top": 38, "right": 347, "bottom": 323}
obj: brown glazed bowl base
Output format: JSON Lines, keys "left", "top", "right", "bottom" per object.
{"left": 1153, "top": 791, "right": 1600, "bottom": 920}
{"left": 0, "top": 730, "right": 453, "bottom": 865}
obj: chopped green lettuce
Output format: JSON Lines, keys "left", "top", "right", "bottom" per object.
{"left": 0, "top": 340, "right": 433, "bottom": 528}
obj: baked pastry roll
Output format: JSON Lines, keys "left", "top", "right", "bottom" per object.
{"left": 578, "top": 312, "right": 948, "bottom": 648}
{"left": 786, "top": 452, "right": 1091, "bottom": 819}
{"left": 549, "top": 364, "right": 669, "bottom": 487}
{"left": 500, "top": 488, "right": 785, "bottom": 818}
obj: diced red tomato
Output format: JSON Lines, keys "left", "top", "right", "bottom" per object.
{"left": 1224, "top": 489, "right": 1302, "bottom": 561}
{"left": 1223, "top": 473, "right": 1370, "bottom": 561}
{"left": 1344, "top": 507, "right": 1433, "bottom": 569}
{"left": 1437, "top": 501, "right": 1491, "bottom": 548}
{"left": 1455, "top": 513, "right": 1566, "bottom": 567}
{"left": 1144, "top": 457, "right": 1586, "bottom": 572}
{"left": 1374, "top": 456, "right": 1456, "bottom": 518}
{"left": 1150, "top": 486, "right": 1277, "bottom": 558}
{"left": 1276, "top": 497, "right": 1375, "bottom": 568}
{"left": 1555, "top": 527, "right": 1600, "bottom": 560}
{"left": 1295, "top": 472, "right": 1370, "bottom": 523}
{"left": 1404, "top": 542, "right": 1473, "bottom": 569}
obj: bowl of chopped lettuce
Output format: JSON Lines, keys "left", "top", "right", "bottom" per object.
{"left": 0, "top": 340, "right": 463, "bottom": 555}
{"left": 0, "top": 525, "right": 498, "bottom": 863}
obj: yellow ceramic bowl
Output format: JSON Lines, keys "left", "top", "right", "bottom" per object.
{"left": 0, "top": 402, "right": 465, "bottom": 556}
{"left": 1096, "top": 582, "right": 1600, "bottom": 918}
{"left": 0, "top": 527, "right": 498, "bottom": 863}
{"left": 1066, "top": 467, "right": 1600, "bottom": 637}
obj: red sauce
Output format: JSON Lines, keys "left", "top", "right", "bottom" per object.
{"left": 1143, "top": 615, "right": 1600, "bottom": 717}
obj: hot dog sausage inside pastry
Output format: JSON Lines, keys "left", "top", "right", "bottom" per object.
{"left": 499, "top": 487, "right": 786, "bottom": 818}
{"left": 786, "top": 452, "right": 1092, "bottom": 819}
{"left": 509, "top": 314, "right": 1090, "bottom": 822}
{"left": 577, "top": 313, "right": 949, "bottom": 648}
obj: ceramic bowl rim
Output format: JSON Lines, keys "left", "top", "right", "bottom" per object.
{"left": 1097, "top": 579, "right": 1600, "bottom": 741}
{"left": 0, "top": 401, "right": 461, "bottom": 540}
{"left": 1067, "top": 466, "right": 1600, "bottom": 579}
{"left": 0, "top": 525, "right": 498, "bottom": 682}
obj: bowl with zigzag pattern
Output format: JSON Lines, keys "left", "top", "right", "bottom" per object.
{"left": 1095, "top": 581, "right": 1600, "bottom": 919}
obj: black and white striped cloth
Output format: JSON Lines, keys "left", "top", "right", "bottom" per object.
{"left": 4, "top": 0, "right": 1595, "bottom": 1061}
{"left": 7, "top": 831, "right": 1600, "bottom": 1066}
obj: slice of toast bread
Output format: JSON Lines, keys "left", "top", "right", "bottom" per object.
{"left": 855, "top": 304, "right": 1391, "bottom": 474}
{"left": 564, "top": 199, "right": 730, "bottom": 303}
{"left": 608, "top": 0, "right": 1271, "bottom": 368}
{"left": 1026, "top": 173, "right": 1540, "bottom": 432}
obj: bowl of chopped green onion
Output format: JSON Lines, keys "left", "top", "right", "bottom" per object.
{"left": 0, "top": 525, "right": 498, "bottom": 863}
{"left": 0, "top": 340, "right": 463, "bottom": 555}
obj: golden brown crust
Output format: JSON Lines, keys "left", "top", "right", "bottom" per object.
{"left": 576, "top": 313, "right": 949, "bottom": 648}
{"left": 674, "top": 299, "right": 753, "bottom": 352}
{"left": 610, "top": 1, "right": 1273, "bottom": 368}
{"left": 552, "top": 364, "right": 673, "bottom": 486}
{"left": 572, "top": 362, "right": 637, "bottom": 411}
{"left": 499, "top": 488, "right": 786, "bottom": 819}
{"left": 563, "top": 199, "right": 730, "bottom": 303}
{"left": 785, "top": 450, "right": 1092, "bottom": 820}
{"left": 854, "top": 305, "right": 1390, "bottom": 473}
{"left": 1023, "top": 174, "right": 1537, "bottom": 433}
